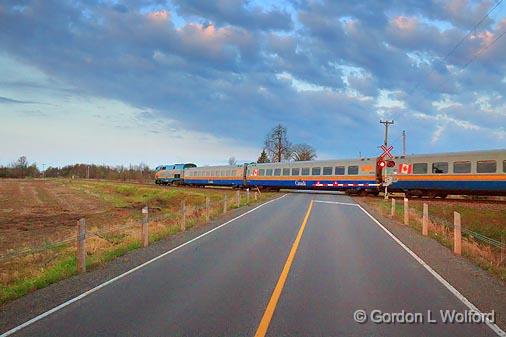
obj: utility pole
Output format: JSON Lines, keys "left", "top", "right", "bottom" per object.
{"left": 86, "top": 165, "right": 90, "bottom": 179}
{"left": 402, "top": 130, "right": 406, "bottom": 156}
{"left": 42, "top": 163, "right": 46, "bottom": 180}
{"left": 379, "top": 120, "right": 394, "bottom": 147}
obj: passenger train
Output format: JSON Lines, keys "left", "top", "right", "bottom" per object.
{"left": 154, "top": 149, "right": 506, "bottom": 197}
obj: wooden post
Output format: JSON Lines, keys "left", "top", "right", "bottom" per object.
{"left": 236, "top": 190, "right": 240, "bottom": 207}
{"left": 254, "top": 191, "right": 258, "bottom": 201}
{"left": 454, "top": 211, "right": 461, "bottom": 255}
{"left": 390, "top": 198, "right": 395, "bottom": 217}
{"left": 205, "top": 196, "right": 210, "bottom": 222}
{"left": 77, "top": 218, "right": 86, "bottom": 273}
{"left": 422, "top": 203, "right": 428, "bottom": 236}
{"left": 223, "top": 195, "right": 228, "bottom": 213}
{"left": 181, "top": 200, "right": 186, "bottom": 231}
{"left": 501, "top": 235, "right": 504, "bottom": 266}
{"left": 403, "top": 198, "right": 409, "bottom": 225}
{"left": 142, "top": 206, "right": 149, "bottom": 247}
{"left": 246, "top": 188, "right": 250, "bottom": 204}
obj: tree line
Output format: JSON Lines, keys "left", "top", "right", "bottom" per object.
{"left": 0, "top": 156, "right": 153, "bottom": 181}
{"left": 257, "top": 124, "right": 317, "bottom": 163}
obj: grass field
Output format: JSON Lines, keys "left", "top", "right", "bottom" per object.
{"left": 0, "top": 179, "right": 277, "bottom": 304}
{"left": 359, "top": 196, "right": 506, "bottom": 281}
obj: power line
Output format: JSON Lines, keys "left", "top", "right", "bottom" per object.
{"left": 461, "top": 29, "right": 506, "bottom": 70}
{"left": 409, "top": 0, "right": 504, "bottom": 93}
{"left": 431, "top": 27, "right": 506, "bottom": 94}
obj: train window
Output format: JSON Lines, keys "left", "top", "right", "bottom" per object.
{"left": 282, "top": 168, "right": 290, "bottom": 176}
{"left": 274, "top": 168, "right": 281, "bottom": 176}
{"left": 348, "top": 166, "right": 359, "bottom": 175}
{"left": 302, "top": 168, "right": 310, "bottom": 176}
{"left": 477, "top": 161, "right": 496, "bottom": 173}
{"left": 323, "top": 167, "right": 333, "bottom": 175}
{"left": 453, "top": 161, "right": 471, "bottom": 173}
{"left": 312, "top": 167, "right": 321, "bottom": 175}
{"left": 291, "top": 168, "right": 300, "bottom": 176}
{"left": 266, "top": 169, "right": 273, "bottom": 176}
{"left": 259, "top": 169, "right": 265, "bottom": 176}
{"left": 432, "top": 162, "right": 448, "bottom": 174}
{"left": 335, "top": 166, "right": 345, "bottom": 175}
{"left": 413, "top": 163, "right": 428, "bottom": 174}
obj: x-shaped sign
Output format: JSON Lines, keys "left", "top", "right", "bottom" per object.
{"left": 380, "top": 145, "right": 394, "bottom": 159}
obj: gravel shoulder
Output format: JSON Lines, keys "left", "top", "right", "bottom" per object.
{"left": 355, "top": 197, "right": 506, "bottom": 331}
{"left": 0, "top": 198, "right": 279, "bottom": 333}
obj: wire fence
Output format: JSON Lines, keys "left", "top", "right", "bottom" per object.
{"left": 0, "top": 190, "right": 260, "bottom": 265}
{"left": 428, "top": 213, "right": 505, "bottom": 250}
{"left": 379, "top": 198, "right": 506, "bottom": 271}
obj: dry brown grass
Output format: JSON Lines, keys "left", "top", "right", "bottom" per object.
{"left": 0, "top": 179, "right": 278, "bottom": 304}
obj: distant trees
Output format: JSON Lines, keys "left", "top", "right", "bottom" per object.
{"left": 257, "top": 149, "right": 269, "bottom": 163}
{"left": 0, "top": 156, "right": 154, "bottom": 182}
{"left": 264, "top": 124, "right": 292, "bottom": 162}
{"left": 0, "top": 156, "right": 39, "bottom": 178}
{"left": 44, "top": 163, "right": 153, "bottom": 181}
{"left": 260, "top": 125, "right": 317, "bottom": 163}
{"left": 291, "top": 144, "right": 317, "bottom": 161}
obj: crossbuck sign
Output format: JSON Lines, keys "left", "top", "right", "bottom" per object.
{"left": 379, "top": 145, "right": 394, "bottom": 159}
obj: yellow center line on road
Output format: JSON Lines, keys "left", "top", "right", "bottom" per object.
{"left": 254, "top": 199, "right": 314, "bottom": 337}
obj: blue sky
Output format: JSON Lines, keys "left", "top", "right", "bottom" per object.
{"left": 0, "top": 0, "right": 505, "bottom": 168}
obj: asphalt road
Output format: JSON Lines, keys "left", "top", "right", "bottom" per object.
{"left": 5, "top": 193, "right": 501, "bottom": 336}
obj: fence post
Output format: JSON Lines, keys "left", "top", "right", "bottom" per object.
{"left": 390, "top": 198, "right": 395, "bottom": 217}
{"left": 254, "top": 191, "right": 258, "bottom": 201}
{"left": 236, "top": 190, "right": 240, "bottom": 207}
{"left": 142, "top": 206, "right": 149, "bottom": 247}
{"left": 77, "top": 218, "right": 86, "bottom": 274}
{"left": 205, "top": 196, "right": 210, "bottom": 222}
{"left": 246, "top": 188, "right": 250, "bottom": 204}
{"left": 454, "top": 211, "right": 462, "bottom": 256}
{"left": 181, "top": 200, "right": 186, "bottom": 231}
{"left": 422, "top": 203, "right": 428, "bottom": 236}
{"left": 403, "top": 198, "right": 409, "bottom": 225}
{"left": 500, "top": 235, "right": 505, "bottom": 266}
{"left": 223, "top": 194, "right": 228, "bottom": 213}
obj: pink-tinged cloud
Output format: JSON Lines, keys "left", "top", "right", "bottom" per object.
{"left": 147, "top": 10, "right": 170, "bottom": 23}
{"left": 391, "top": 16, "right": 417, "bottom": 32}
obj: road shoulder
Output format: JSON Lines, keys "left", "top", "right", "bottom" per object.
{"left": 355, "top": 198, "right": 506, "bottom": 331}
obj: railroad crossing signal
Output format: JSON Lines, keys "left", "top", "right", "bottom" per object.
{"left": 379, "top": 145, "right": 394, "bottom": 159}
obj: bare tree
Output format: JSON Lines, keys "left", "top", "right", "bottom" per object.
{"left": 228, "top": 156, "right": 237, "bottom": 165}
{"left": 264, "top": 124, "right": 292, "bottom": 162}
{"left": 291, "top": 144, "right": 317, "bottom": 161}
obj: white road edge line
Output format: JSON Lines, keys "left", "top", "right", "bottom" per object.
{"left": 313, "top": 200, "right": 358, "bottom": 206}
{"left": 355, "top": 204, "right": 506, "bottom": 337}
{"left": 1, "top": 194, "right": 288, "bottom": 337}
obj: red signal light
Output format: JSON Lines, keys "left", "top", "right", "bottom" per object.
{"left": 387, "top": 160, "right": 395, "bottom": 168}
{"left": 378, "top": 160, "right": 385, "bottom": 168}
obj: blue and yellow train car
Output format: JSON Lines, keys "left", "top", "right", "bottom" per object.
{"left": 183, "top": 165, "right": 245, "bottom": 188}
{"left": 389, "top": 149, "right": 506, "bottom": 197}
{"left": 245, "top": 159, "right": 379, "bottom": 193}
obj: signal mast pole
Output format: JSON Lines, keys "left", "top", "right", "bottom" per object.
{"left": 380, "top": 120, "right": 394, "bottom": 200}
{"left": 380, "top": 120, "right": 394, "bottom": 147}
